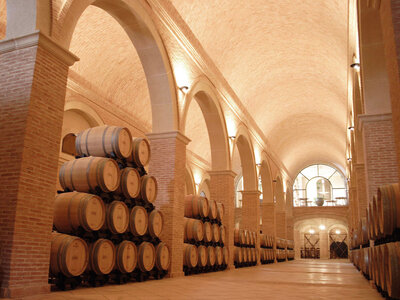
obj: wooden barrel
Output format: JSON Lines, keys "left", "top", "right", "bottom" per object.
{"left": 249, "top": 231, "right": 254, "bottom": 246}
{"left": 360, "top": 218, "right": 368, "bottom": 246}
{"left": 54, "top": 192, "right": 106, "bottom": 233}
{"left": 88, "top": 239, "right": 116, "bottom": 275}
{"left": 128, "top": 137, "right": 151, "bottom": 167}
{"left": 242, "top": 247, "right": 248, "bottom": 263}
{"left": 203, "top": 222, "right": 212, "bottom": 243}
{"left": 59, "top": 157, "right": 120, "bottom": 193}
{"left": 138, "top": 242, "right": 156, "bottom": 272}
{"left": 378, "top": 244, "right": 388, "bottom": 292}
{"left": 197, "top": 245, "right": 208, "bottom": 267}
{"left": 247, "top": 248, "right": 252, "bottom": 262}
{"left": 102, "top": 201, "right": 129, "bottom": 234}
{"left": 368, "top": 247, "right": 373, "bottom": 281}
{"left": 129, "top": 206, "right": 148, "bottom": 236}
{"left": 155, "top": 242, "right": 170, "bottom": 271}
{"left": 363, "top": 247, "right": 369, "bottom": 276}
{"left": 234, "top": 247, "right": 243, "bottom": 263}
{"left": 184, "top": 195, "right": 209, "bottom": 218}
{"left": 372, "top": 196, "right": 383, "bottom": 240}
{"left": 183, "top": 243, "right": 198, "bottom": 268}
{"left": 222, "top": 247, "right": 229, "bottom": 265}
{"left": 148, "top": 210, "right": 163, "bottom": 238}
{"left": 384, "top": 242, "right": 400, "bottom": 298}
{"left": 140, "top": 175, "right": 158, "bottom": 203}
{"left": 212, "top": 223, "right": 220, "bottom": 243}
{"left": 75, "top": 125, "right": 133, "bottom": 159}
{"left": 115, "top": 241, "right": 137, "bottom": 273}
{"left": 373, "top": 246, "right": 380, "bottom": 286}
{"left": 216, "top": 202, "right": 224, "bottom": 222}
{"left": 184, "top": 218, "right": 204, "bottom": 242}
{"left": 207, "top": 246, "right": 216, "bottom": 266}
{"left": 220, "top": 225, "right": 226, "bottom": 244}
{"left": 208, "top": 199, "right": 218, "bottom": 220}
{"left": 378, "top": 184, "right": 400, "bottom": 237}
{"left": 215, "top": 246, "right": 223, "bottom": 265}
{"left": 50, "top": 232, "right": 88, "bottom": 277}
{"left": 115, "top": 168, "right": 140, "bottom": 199}
{"left": 251, "top": 248, "right": 256, "bottom": 262}
{"left": 244, "top": 230, "right": 250, "bottom": 246}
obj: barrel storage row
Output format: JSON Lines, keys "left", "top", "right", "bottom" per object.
{"left": 50, "top": 125, "right": 170, "bottom": 290}
{"left": 276, "top": 238, "right": 287, "bottom": 262}
{"left": 234, "top": 228, "right": 258, "bottom": 268}
{"left": 183, "top": 195, "right": 228, "bottom": 275}
{"left": 260, "top": 233, "right": 274, "bottom": 264}
{"left": 286, "top": 240, "right": 295, "bottom": 261}
{"left": 350, "top": 183, "right": 400, "bottom": 299}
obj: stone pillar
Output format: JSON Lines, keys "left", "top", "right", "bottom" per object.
{"left": 241, "top": 190, "right": 261, "bottom": 264}
{"left": 208, "top": 170, "right": 236, "bottom": 270}
{"left": 286, "top": 216, "right": 294, "bottom": 241}
{"left": 0, "top": 32, "right": 77, "bottom": 297}
{"left": 354, "top": 163, "right": 368, "bottom": 219}
{"left": 294, "top": 229, "right": 301, "bottom": 259}
{"left": 319, "top": 230, "right": 329, "bottom": 259}
{"left": 360, "top": 114, "right": 399, "bottom": 204}
{"left": 275, "top": 211, "right": 286, "bottom": 239}
{"left": 146, "top": 131, "right": 190, "bottom": 278}
{"left": 261, "top": 202, "right": 275, "bottom": 236}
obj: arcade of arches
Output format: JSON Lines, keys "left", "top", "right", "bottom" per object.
{"left": 0, "top": 0, "right": 399, "bottom": 299}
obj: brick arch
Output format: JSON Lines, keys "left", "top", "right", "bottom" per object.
{"left": 54, "top": 0, "right": 178, "bottom": 133}
{"left": 198, "top": 178, "right": 211, "bottom": 199}
{"left": 232, "top": 125, "right": 257, "bottom": 191}
{"left": 259, "top": 153, "right": 274, "bottom": 203}
{"left": 64, "top": 101, "right": 104, "bottom": 127}
{"left": 181, "top": 77, "right": 230, "bottom": 171}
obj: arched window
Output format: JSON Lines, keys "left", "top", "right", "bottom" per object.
{"left": 293, "top": 164, "right": 347, "bottom": 207}
{"left": 235, "top": 176, "right": 244, "bottom": 208}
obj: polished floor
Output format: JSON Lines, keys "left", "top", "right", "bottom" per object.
{"left": 23, "top": 260, "right": 381, "bottom": 300}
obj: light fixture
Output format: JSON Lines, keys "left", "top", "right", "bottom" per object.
{"left": 335, "top": 229, "right": 341, "bottom": 234}
{"left": 319, "top": 224, "right": 326, "bottom": 230}
{"left": 229, "top": 136, "right": 236, "bottom": 141}
{"left": 272, "top": 179, "right": 277, "bottom": 183}
{"left": 350, "top": 63, "right": 360, "bottom": 71}
{"left": 256, "top": 163, "right": 262, "bottom": 167}
{"left": 348, "top": 126, "right": 354, "bottom": 131}
{"left": 347, "top": 157, "right": 352, "bottom": 162}
{"left": 179, "top": 86, "right": 189, "bottom": 93}
{"left": 309, "top": 229, "right": 315, "bottom": 234}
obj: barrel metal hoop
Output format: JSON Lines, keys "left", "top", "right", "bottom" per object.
{"left": 101, "top": 126, "right": 110, "bottom": 157}
{"left": 84, "top": 128, "right": 93, "bottom": 156}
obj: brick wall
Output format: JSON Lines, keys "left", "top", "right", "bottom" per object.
{"left": 354, "top": 164, "right": 367, "bottom": 219}
{"left": 275, "top": 211, "right": 286, "bottom": 239}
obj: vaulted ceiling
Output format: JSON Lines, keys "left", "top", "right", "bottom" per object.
{"left": 170, "top": 0, "right": 348, "bottom": 176}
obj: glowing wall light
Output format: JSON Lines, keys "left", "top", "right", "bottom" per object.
{"left": 319, "top": 224, "right": 326, "bottom": 230}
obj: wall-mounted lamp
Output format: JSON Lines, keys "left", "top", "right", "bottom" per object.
{"left": 348, "top": 126, "right": 354, "bottom": 131}
{"left": 272, "top": 179, "right": 277, "bottom": 183}
{"left": 229, "top": 136, "right": 236, "bottom": 141}
{"left": 256, "top": 163, "right": 262, "bottom": 167}
{"left": 350, "top": 63, "right": 360, "bottom": 71}
{"left": 319, "top": 224, "right": 326, "bottom": 230}
{"left": 179, "top": 86, "right": 189, "bottom": 93}
{"left": 335, "top": 229, "right": 341, "bottom": 234}
{"left": 309, "top": 229, "right": 315, "bottom": 234}
{"left": 347, "top": 157, "right": 352, "bottom": 162}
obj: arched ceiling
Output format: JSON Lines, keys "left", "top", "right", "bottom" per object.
{"left": 170, "top": 0, "right": 348, "bottom": 177}
{"left": 0, "top": 0, "right": 6, "bottom": 40}
{"left": 69, "top": 5, "right": 152, "bottom": 131}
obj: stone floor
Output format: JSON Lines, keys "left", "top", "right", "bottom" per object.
{"left": 22, "top": 260, "right": 381, "bottom": 300}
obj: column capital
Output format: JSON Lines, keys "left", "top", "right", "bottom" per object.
{"left": 208, "top": 170, "right": 237, "bottom": 177}
{"left": 358, "top": 112, "right": 392, "bottom": 129}
{"left": 146, "top": 130, "right": 191, "bottom": 145}
{"left": 0, "top": 31, "right": 79, "bottom": 66}
{"left": 240, "top": 190, "right": 261, "bottom": 196}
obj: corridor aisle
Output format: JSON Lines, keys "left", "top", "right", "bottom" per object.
{"left": 22, "top": 260, "right": 381, "bottom": 300}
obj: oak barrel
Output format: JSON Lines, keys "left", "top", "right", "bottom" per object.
{"left": 88, "top": 239, "right": 116, "bottom": 275}
{"left": 384, "top": 242, "right": 400, "bottom": 298}
{"left": 128, "top": 137, "right": 151, "bottom": 167}
{"left": 208, "top": 199, "right": 218, "bottom": 220}
{"left": 183, "top": 243, "right": 198, "bottom": 268}
{"left": 203, "top": 222, "right": 213, "bottom": 243}
{"left": 234, "top": 247, "right": 243, "bottom": 263}
{"left": 220, "top": 225, "right": 226, "bottom": 244}
{"left": 207, "top": 246, "right": 216, "bottom": 266}
{"left": 129, "top": 206, "right": 148, "bottom": 236}
{"left": 54, "top": 192, "right": 106, "bottom": 233}
{"left": 115, "top": 241, "right": 137, "bottom": 273}
{"left": 184, "top": 218, "right": 204, "bottom": 242}
{"left": 155, "top": 242, "right": 170, "bottom": 271}
{"left": 372, "top": 196, "right": 383, "bottom": 240}
{"left": 103, "top": 201, "right": 129, "bottom": 234}
{"left": 215, "top": 246, "right": 223, "bottom": 265}
{"left": 50, "top": 232, "right": 88, "bottom": 277}
{"left": 138, "top": 242, "right": 156, "bottom": 272}
{"left": 242, "top": 247, "right": 248, "bottom": 263}
{"left": 148, "top": 210, "right": 163, "bottom": 238}
{"left": 216, "top": 202, "right": 224, "bottom": 222}
{"left": 212, "top": 223, "right": 220, "bottom": 243}
{"left": 197, "top": 245, "right": 208, "bottom": 267}
{"left": 184, "top": 195, "right": 209, "bottom": 218}
{"left": 116, "top": 168, "right": 140, "bottom": 199}
{"left": 59, "top": 157, "right": 120, "bottom": 193}
{"left": 222, "top": 247, "right": 229, "bottom": 265}
{"left": 247, "top": 248, "right": 252, "bottom": 262}
{"left": 234, "top": 228, "right": 245, "bottom": 245}
{"left": 75, "top": 125, "right": 132, "bottom": 159}
{"left": 378, "top": 184, "right": 400, "bottom": 237}
{"left": 244, "top": 230, "right": 250, "bottom": 246}
{"left": 140, "top": 175, "right": 158, "bottom": 203}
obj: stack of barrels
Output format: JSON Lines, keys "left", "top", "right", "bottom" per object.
{"left": 260, "top": 233, "right": 275, "bottom": 264}
{"left": 50, "top": 125, "right": 170, "bottom": 290}
{"left": 183, "top": 195, "right": 228, "bottom": 275}
{"left": 276, "top": 238, "right": 287, "bottom": 262}
{"left": 233, "top": 228, "right": 258, "bottom": 268}
{"left": 286, "top": 240, "right": 295, "bottom": 260}
{"left": 350, "top": 183, "right": 400, "bottom": 299}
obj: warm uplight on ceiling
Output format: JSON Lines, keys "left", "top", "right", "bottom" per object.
{"left": 350, "top": 63, "right": 360, "bottom": 71}
{"left": 335, "top": 229, "right": 341, "bottom": 234}
{"left": 319, "top": 225, "right": 326, "bottom": 230}
{"left": 309, "top": 229, "right": 315, "bottom": 234}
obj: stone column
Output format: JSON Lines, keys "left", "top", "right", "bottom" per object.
{"left": 359, "top": 114, "right": 399, "bottom": 203}
{"left": 0, "top": 32, "right": 78, "bottom": 297}
{"left": 261, "top": 202, "right": 276, "bottom": 261}
{"left": 294, "top": 229, "right": 301, "bottom": 259}
{"left": 354, "top": 163, "right": 368, "bottom": 219}
{"left": 241, "top": 190, "right": 261, "bottom": 264}
{"left": 146, "top": 131, "right": 190, "bottom": 278}
{"left": 319, "top": 230, "right": 329, "bottom": 259}
{"left": 286, "top": 216, "right": 294, "bottom": 241}
{"left": 208, "top": 170, "right": 236, "bottom": 270}
{"left": 275, "top": 211, "right": 287, "bottom": 239}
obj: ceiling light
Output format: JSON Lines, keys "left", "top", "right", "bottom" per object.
{"left": 319, "top": 224, "right": 326, "bottom": 230}
{"left": 256, "top": 163, "right": 262, "bottom": 167}
{"left": 335, "top": 229, "right": 341, "bottom": 234}
{"left": 179, "top": 86, "right": 189, "bottom": 93}
{"left": 350, "top": 63, "right": 360, "bottom": 71}
{"left": 348, "top": 126, "right": 354, "bottom": 131}
{"left": 309, "top": 229, "right": 315, "bottom": 234}
{"left": 229, "top": 136, "right": 236, "bottom": 141}
{"left": 347, "top": 157, "right": 352, "bottom": 162}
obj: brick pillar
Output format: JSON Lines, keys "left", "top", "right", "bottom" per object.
{"left": 319, "top": 230, "right": 329, "bottom": 259}
{"left": 354, "top": 163, "right": 368, "bottom": 219}
{"left": 360, "top": 114, "right": 399, "bottom": 203}
{"left": 261, "top": 202, "right": 275, "bottom": 236}
{"left": 208, "top": 170, "right": 235, "bottom": 270}
{"left": 349, "top": 185, "right": 358, "bottom": 230}
{"left": 241, "top": 190, "right": 261, "bottom": 264}
{"left": 275, "top": 211, "right": 286, "bottom": 239}
{"left": 146, "top": 131, "right": 189, "bottom": 278}
{"left": 286, "top": 216, "right": 294, "bottom": 241}
{"left": 0, "top": 32, "right": 77, "bottom": 297}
